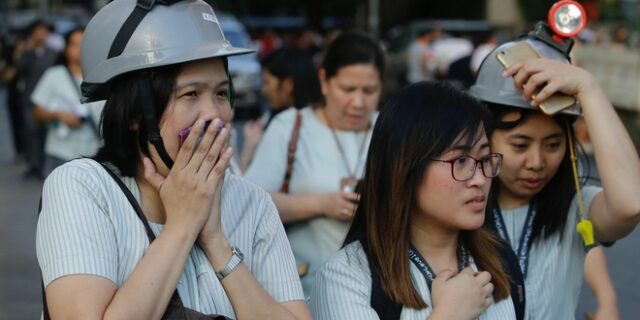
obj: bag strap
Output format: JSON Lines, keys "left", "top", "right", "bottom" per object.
{"left": 98, "top": 162, "right": 157, "bottom": 242}
{"left": 38, "top": 197, "right": 52, "bottom": 320}
{"left": 97, "top": 162, "right": 187, "bottom": 309}
{"left": 280, "top": 111, "right": 302, "bottom": 193}
{"left": 369, "top": 256, "right": 402, "bottom": 320}
{"left": 363, "top": 236, "right": 402, "bottom": 319}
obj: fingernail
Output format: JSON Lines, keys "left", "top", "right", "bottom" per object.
{"left": 502, "top": 71, "right": 507, "bottom": 77}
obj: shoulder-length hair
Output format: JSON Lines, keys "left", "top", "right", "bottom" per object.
{"left": 484, "top": 105, "right": 583, "bottom": 242}
{"left": 261, "top": 46, "right": 322, "bottom": 109}
{"left": 344, "top": 81, "right": 509, "bottom": 308}
{"left": 93, "top": 63, "right": 182, "bottom": 177}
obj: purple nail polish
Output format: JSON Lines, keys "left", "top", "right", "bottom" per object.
{"left": 178, "top": 120, "right": 212, "bottom": 145}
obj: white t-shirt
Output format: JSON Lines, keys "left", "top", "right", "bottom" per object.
{"left": 499, "top": 185, "right": 602, "bottom": 320}
{"left": 245, "top": 106, "right": 377, "bottom": 296}
{"left": 311, "top": 241, "right": 516, "bottom": 319}
{"left": 31, "top": 65, "right": 104, "bottom": 160}
{"left": 36, "top": 158, "right": 303, "bottom": 318}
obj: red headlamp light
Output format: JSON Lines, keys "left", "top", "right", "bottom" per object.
{"left": 548, "top": 0, "right": 587, "bottom": 38}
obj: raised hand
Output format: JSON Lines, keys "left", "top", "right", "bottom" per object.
{"left": 502, "top": 58, "right": 598, "bottom": 107}
{"left": 57, "top": 111, "right": 83, "bottom": 128}
{"left": 322, "top": 191, "right": 360, "bottom": 221}
{"left": 430, "top": 268, "right": 494, "bottom": 320}
{"left": 143, "top": 119, "right": 230, "bottom": 237}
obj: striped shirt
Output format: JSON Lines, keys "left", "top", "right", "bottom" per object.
{"left": 311, "top": 241, "right": 516, "bottom": 320}
{"left": 36, "top": 158, "right": 304, "bottom": 318}
{"left": 500, "top": 185, "right": 601, "bottom": 320}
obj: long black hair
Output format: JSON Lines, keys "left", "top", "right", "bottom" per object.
{"left": 484, "top": 104, "right": 584, "bottom": 242}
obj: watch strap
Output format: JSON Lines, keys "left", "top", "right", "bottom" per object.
{"left": 216, "top": 246, "right": 243, "bottom": 280}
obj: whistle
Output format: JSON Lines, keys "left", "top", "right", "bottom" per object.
{"left": 576, "top": 218, "right": 595, "bottom": 250}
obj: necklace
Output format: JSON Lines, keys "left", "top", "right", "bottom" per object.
{"left": 321, "top": 108, "right": 370, "bottom": 193}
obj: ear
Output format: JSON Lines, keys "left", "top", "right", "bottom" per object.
{"left": 282, "top": 77, "right": 294, "bottom": 95}
{"left": 318, "top": 68, "right": 328, "bottom": 96}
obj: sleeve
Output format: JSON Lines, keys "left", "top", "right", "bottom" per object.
{"left": 250, "top": 192, "right": 304, "bottom": 302}
{"left": 581, "top": 185, "right": 602, "bottom": 219}
{"left": 244, "top": 109, "right": 296, "bottom": 191}
{"left": 310, "top": 250, "right": 381, "bottom": 320}
{"left": 30, "top": 67, "right": 55, "bottom": 109}
{"left": 36, "top": 163, "right": 119, "bottom": 287}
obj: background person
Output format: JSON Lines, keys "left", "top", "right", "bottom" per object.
{"left": 239, "top": 46, "right": 322, "bottom": 172}
{"left": 245, "top": 31, "right": 385, "bottom": 296}
{"left": 14, "top": 20, "right": 58, "bottom": 178}
{"left": 31, "top": 27, "right": 104, "bottom": 176}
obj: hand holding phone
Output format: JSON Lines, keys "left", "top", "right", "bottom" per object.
{"left": 496, "top": 41, "right": 576, "bottom": 115}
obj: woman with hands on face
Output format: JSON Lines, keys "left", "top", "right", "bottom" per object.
{"left": 245, "top": 31, "right": 385, "bottom": 296}
{"left": 35, "top": 1, "right": 310, "bottom": 319}
{"left": 470, "top": 36, "right": 640, "bottom": 320}
{"left": 311, "top": 81, "right": 517, "bottom": 320}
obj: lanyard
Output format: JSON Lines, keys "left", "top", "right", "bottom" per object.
{"left": 321, "top": 108, "right": 370, "bottom": 179}
{"left": 492, "top": 202, "right": 537, "bottom": 278}
{"left": 408, "top": 243, "right": 469, "bottom": 290}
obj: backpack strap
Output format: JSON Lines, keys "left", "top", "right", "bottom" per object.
{"left": 280, "top": 111, "right": 302, "bottom": 193}
{"left": 368, "top": 253, "right": 402, "bottom": 319}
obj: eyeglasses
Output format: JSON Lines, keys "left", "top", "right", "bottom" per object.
{"left": 431, "top": 153, "right": 503, "bottom": 182}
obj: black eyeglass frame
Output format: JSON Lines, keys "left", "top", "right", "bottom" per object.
{"left": 431, "top": 153, "right": 503, "bottom": 182}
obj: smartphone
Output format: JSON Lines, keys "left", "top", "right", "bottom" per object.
{"left": 178, "top": 120, "right": 215, "bottom": 145}
{"left": 495, "top": 41, "right": 576, "bottom": 115}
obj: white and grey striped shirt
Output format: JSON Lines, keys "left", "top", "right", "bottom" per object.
{"left": 500, "top": 185, "right": 601, "bottom": 320}
{"left": 36, "top": 158, "right": 304, "bottom": 318}
{"left": 311, "top": 241, "right": 516, "bottom": 320}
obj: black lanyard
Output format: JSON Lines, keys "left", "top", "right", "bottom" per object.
{"left": 492, "top": 202, "right": 537, "bottom": 279}
{"left": 408, "top": 243, "right": 469, "bottom": 290}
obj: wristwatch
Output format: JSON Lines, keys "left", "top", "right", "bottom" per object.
{"left": 215, "top": 246, "right": 244, "bottom": 281}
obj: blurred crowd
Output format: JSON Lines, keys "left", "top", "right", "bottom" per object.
{"left": 1, "top": 17, "right": 638, "bottom": 178}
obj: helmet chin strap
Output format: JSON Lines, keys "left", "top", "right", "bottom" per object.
{"left": 140, "top": 77, "right": 175, "bottom": 169}
{"left": 140, "top": 59, "right": 234, "bottom": 171}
